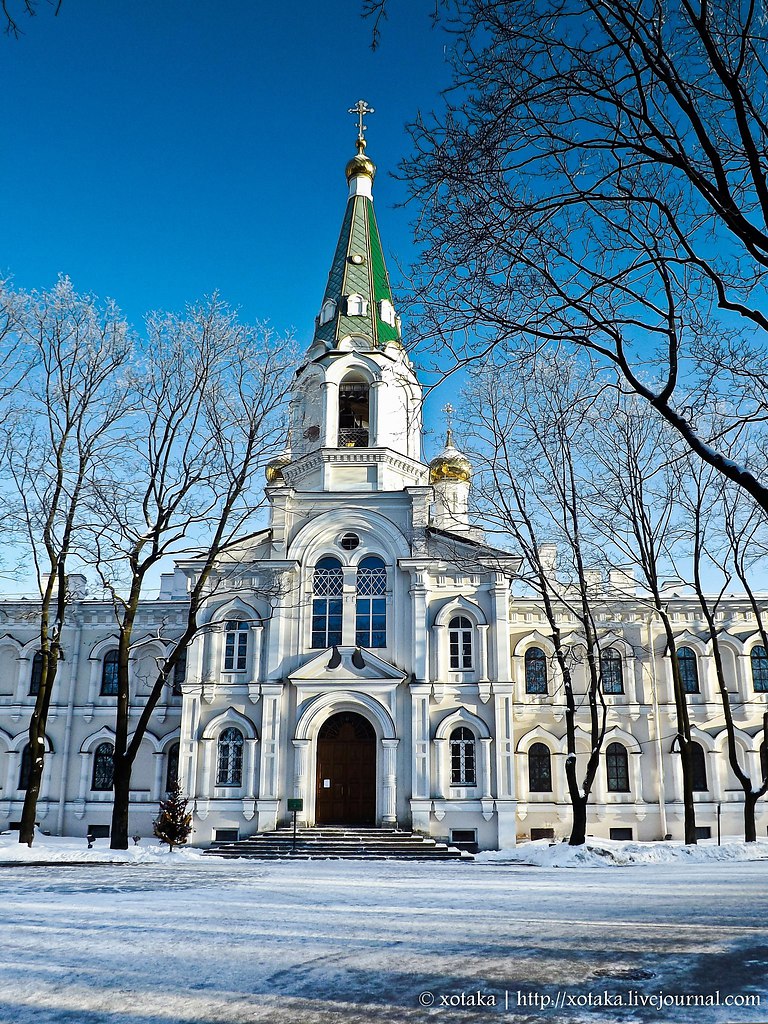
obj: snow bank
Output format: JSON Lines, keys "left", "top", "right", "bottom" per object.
{"left": 477, "top": 836, "right": 768, "bottom": 867}
{"left": 0, "top": 830, "right": 212, "bottom": 865}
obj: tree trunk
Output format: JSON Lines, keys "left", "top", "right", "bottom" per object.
{"left": 569, "top": 795, "right": 588, "bottom": 846}
{"left": 111, "top": 755, "right": 131, "bottom": 850}
{"left": 744, "top": 791, "right": 758, "bottom": 844}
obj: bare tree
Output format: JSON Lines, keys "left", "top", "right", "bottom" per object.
{"left": 87, "top": 298, "right": 295, "bottom": 850}
{"left": 402, "top": 0, "right": 768, "bottom": 516}
{"left": 3, "top": 278, "right": 132, "bottom": 846}
{"left": 2, "top": 0, "right": 61, "bottom": 37}
{"left": 465, "top": 350, "right": 611, "bottom": 845}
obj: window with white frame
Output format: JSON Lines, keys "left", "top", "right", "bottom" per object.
{"left": 355, "top": 556, "right": 386, "bottom": 648}
{"left": 677, "top": 646, "right": 700, "bottom": 694}
{"left": 223, "top": 620, "right": 249, "bottom": 672}
{"left": 311, "top": 557, "right": 344, "bottom": 648}
{"left": 751, "top": 645, "right": 768, "bottom": 693}
{"left": 216, "top": 728, "right": 244, "bottom": 786}
{"left": 448, "top": 616, "right": 473, "bottom": 670}
{"left": 450, "top": 726, "right": 477, "bottom": 786}
{"left": 605, "top": 742, "right": 630, "bottom": 793}
{"left": 600, "top": 649, "right": 624, "bottom": 694}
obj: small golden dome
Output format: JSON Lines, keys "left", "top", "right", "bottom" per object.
{"left": 265, "top": 452, "right": 291, "bottom": 485}
{"left": 345, "top": 151, "right": 376, "bottom": 183}
{"left": 429, "top": 430, "right": 472, "bottom": 484}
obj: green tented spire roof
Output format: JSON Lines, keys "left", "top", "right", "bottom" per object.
{"left": 312, "top": 153, "right": 401, "bottom": 350}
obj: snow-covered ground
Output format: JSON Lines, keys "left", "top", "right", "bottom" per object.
{"left": 1, "top": 837, "right": 767, "bottom": 1024}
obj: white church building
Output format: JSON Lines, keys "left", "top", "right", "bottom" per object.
{"left": 2, "top": 132, "right": 768, "bottom": 849}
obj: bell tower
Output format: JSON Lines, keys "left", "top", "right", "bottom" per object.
{"left": 269, "top": 102, "right": 427, "bottom": 494}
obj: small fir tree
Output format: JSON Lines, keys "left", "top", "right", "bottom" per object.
{"left": 153, "top": 781, "right": 193, "bottom": 852}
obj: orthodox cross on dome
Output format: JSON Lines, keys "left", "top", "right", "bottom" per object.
{"left": 443, "top": 403, "right": 455, "bottom": 445}
{"left": 348, "top": 99, "right": 375, "bottom": 153}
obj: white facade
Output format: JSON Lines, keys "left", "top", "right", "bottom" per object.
{"left": 2, "top": 148, "right": 768, "bottom": 848}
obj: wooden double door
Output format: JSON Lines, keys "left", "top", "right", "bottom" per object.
{"left": 315, "top": 712, "right": 376, "bottom": 825}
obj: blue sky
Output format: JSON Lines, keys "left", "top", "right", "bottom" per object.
{"left": 0, "top": 1, "right": 453, "bottom": 444}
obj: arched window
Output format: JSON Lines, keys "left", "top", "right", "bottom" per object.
{"left": 166, "top": 742, "right": 180, "bottom": 792}
{"left": 751, "top": 646, "right": 768, "bottom": 693}
{"left": 528, "top": 742, "right": 552, "bottom": 793}
{"left": 18, "top": 743, "right": 32, "bottom": 790}
{"left": 100, "top": 650, "right": 119, "bottom": 696}
{"left": 338, "top": 380, "right": 370, "bottom": 448}
{"left": 29, "top": 652, "right": 43, "bottom": 696}
{"left": 448, "top": 616, "right": 473, "bottom": 671}
{"left": 600, "top": 649, "right": 624, "bottom": 695}
{"left": 677, "top": 647, "right": 699, "bottom": 694}
{"left": 525, "top": 647, "right": 547, "bottom": 694}
{"left": 450, "top": 727, "right": 476, "bottom": 786}
{"left": 606, "top": 742, "right": 630, "bottom": 792}
{"left": 223, "top": 620, "right": 249, "bottom": 672}
{"left": 355, "top": 556, "right": 387, "bottom": 648}
{"left": 172, "top": 646, "right": 187, "bottom": 696}
{"left": 311, "top": 557, "right": 343, "bottom": 648}
{"left": 91, "top": 742, "right": 114, "bottom": 791}
{"left": 216, "top": 728, "right": 244, "bottom": 786}
{"left": 690, "top": 742, "right": 708, "bottom": 792}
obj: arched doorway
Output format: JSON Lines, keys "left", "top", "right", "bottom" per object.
{"left": 316, "top": 711, "right": 376, "bottom": 825}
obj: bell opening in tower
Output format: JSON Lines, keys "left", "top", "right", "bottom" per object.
{"left": 337, "top": 380, "right": 370, "bottom": 448}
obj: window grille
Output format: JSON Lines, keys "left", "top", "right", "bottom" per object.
{"left": 216, "top": 728, "right": 244, "bottom": 786}
{"left": 92, "top": 742, "right": 115, "bottom": 791}
{"left": 525, "top": 647, "right": 547, "bottom": 694}
{"left": 528, "top": 742, "right": 552, "bottom": 792}
{"left": 450, "top": 727, "right": 477, "bottom": 786}
{"left": 337, "top": 382, "right": 370, "bottom": 448}
{"left": 312, "top": 557, "right": 343, "bottom": 648}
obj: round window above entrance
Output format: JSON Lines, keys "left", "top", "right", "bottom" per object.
{"left": 339, "top": 532, "right": 360, "bottom": 551}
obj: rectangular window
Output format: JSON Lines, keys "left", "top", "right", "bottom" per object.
{"left": 224, "top": 624, "right": 248, "bottom": 671}
{"left": 695, "top": 826, "right": 712, "bottom": 841}
{"left": 214, "top": 828, "right": 240, "bottom": 843}
{"left": 530, "top": 828, "right": 555, "bottom": 841}
{"left": 312, "top": 598, "right": 343, "bottom": 649}
{"left": 87, "top": 824, "right": 111, "bottom": 840}
{"left": 355, "top": 596, "right": 386, "bottom": 648}
{"left": 609, "top": 827, "right": 633, "bottom": 841}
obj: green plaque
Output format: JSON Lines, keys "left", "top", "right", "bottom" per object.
{"left": 287, "top": 798, "right": 303, "bottom": 812}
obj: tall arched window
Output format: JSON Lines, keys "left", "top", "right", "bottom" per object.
{"left": 311, "top": 557, "right": 343, "bottom": 648}
{"left": 91, "top": 742, "right": 114, "bottom": 791}
{"left": 172, "top": 646, "right": 187, "bottom": 696}
{"left": 29, "top": 652, "right": 44, "bottom": 696}
{"left": 100, "top": 650, "right": 119, "bottom": 696}
{"left": 525, "top": 647, "right": 547, "bottom": 694}
{"left": 448, "top": 616, "right": 473, "bottom": 670}
{"left": 677, "top": 647, "right": 699, "bottom": 694}
{"left": 166, "top": 742, "right": 180, "bottom": 792}
{"left": 600, "top": 649, "right": 624, "bottom": 695}
{"left": 18, "top": 743, "right": 32, "bottom": 790}
{"left": 528, "top": 743, "right": 552, "bottom": 793}
{"left": 223, "top": 620, "right": 249, "bottom": 672}
{"left": 606, "top": 742, "right": 630, "bottom": 792}
{"left": 355, "top": 556, "right": 387, "bottom": 648}
{"left": 690, "top": 742, "right": 708, "bottom": 792}
{"left": 338, "top": 380, "right": 370, "bottom": 448}
{"left": 216, "top": 728, "right": 244, "bottom": 786}
{"left": 450, "top": 727, "right": 476, "bottom": 786}
{"left": 751, "top": 646, "right": 768, "bottom": 693}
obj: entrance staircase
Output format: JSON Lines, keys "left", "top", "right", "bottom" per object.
{"left": 204, "top": 826, "right": 474, "bottom": 861}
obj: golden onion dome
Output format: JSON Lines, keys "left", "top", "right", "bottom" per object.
{"left": 429, "top": 430, "right": 472, "bottom": 484}
{"left": 265, "top": 452, "right": 291, "bottom": 485}
{"left": 345, "top": 145, "right": 376, "bottom": 183}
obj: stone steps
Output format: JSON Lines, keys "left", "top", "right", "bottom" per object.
{"left": 204, "top": 826, "right": 474, "bottom": 861}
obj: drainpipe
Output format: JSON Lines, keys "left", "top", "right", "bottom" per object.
{"left": 56, "top": 608, "right": 83, "bottom": 835}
